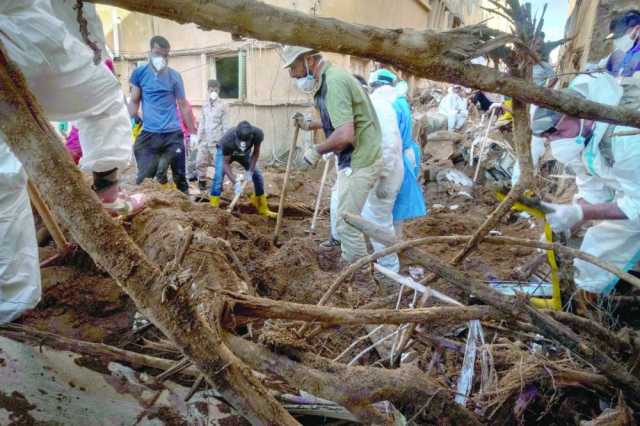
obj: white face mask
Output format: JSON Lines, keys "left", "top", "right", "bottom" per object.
{"left": 150, "top": 56, "right": 167, "bottom": 72}
{"left": 614, "top": 34, "right": 635, "bottom": 53}
{"left": 296, "top": 76, "right": 316, "bottom": 93}
{"left": 209, "top": 91, "right": 219, "bottom": 101}
{"left": 549, "top": 120, "right": 586, "bottom": 164}
{"left": 294, "top": 58, "right": 317, "bottom": 94}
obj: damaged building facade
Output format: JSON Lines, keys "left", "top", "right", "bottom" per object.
{"left": 96, "top": 0, "right": 507, "bottom": 161}
{"left": 559, "top": 0, "right": 637, "bottom": 73}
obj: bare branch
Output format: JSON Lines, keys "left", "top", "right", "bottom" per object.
{"left": 88, "top": 0, "right": 640, "bottom": 128}
{"left": 220, "top": 291, "right": 500, "bottom": 327}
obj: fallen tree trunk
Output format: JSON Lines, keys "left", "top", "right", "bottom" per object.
{"left": 224, "top": 334, "right": 482, "bottom": 425}
{"left": 0, "top": 44, "right": 297, "bottom": 426}
{"left": 89, "top": 0, "right": 640, "bottom": 128}
{"left": 220, "top": 290, "right": 500, "bottom": 327}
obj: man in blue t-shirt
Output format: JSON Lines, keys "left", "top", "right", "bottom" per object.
{"left": 128, "top": 35, "right": 196, "bottom": 193}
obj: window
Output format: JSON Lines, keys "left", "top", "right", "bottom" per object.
{"left": 216, "top": 55, "right": 239, "bottom": 99}
{"left": 206, "top": 52, "right": 246, "bottom": 100}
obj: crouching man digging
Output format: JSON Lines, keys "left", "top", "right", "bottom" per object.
{"left": 531, "top": 73, "right": 640, "bottom": 308}
{"left": 209, "top": 121, "right": 277, "bottom": 218}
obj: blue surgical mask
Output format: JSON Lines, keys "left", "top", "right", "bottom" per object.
{"left": 296, "top": 75, "right": 316, "bottom": 93}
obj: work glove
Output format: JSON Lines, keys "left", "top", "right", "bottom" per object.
{"left": 189, "top": 134, "right": 198, "bottom": 147}
{"left": 303, "top": 145, "right": 321, "bottom": 168}
{"left": 244, "top": 170, "right": 253, "bottom": 183}
{"left": 234, "top": 180, "right": 243, "bottom": 196}
{"left": 292, "top": 112, "right": 312, "bottom": 131}
{"left": 375, "top": 177, "right": 390, "bottom": 200}
{"left": 489, "top": 102, "right": 502, "bottom": 111}
{"left": 541, "top": 202, "right": 584, "bottom": 236}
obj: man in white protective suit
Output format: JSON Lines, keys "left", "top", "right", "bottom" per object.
{"left": 438, "top": 85, "right": 469, "bottom": 132}
{"left": 531, "top": 72, "right": 640, "bottom": 299}
{"left": 0, "top": 1, "right": 145, "bottom": 324}
{"left": 360, "top": 70, "right": 404, "bottom": 273}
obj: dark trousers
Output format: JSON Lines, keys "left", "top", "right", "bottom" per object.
{"left": 210, "top": 147, "right": 265, "bottom": 197}
{"left": 134, "top": 130, "right": 188, "bottom": 193}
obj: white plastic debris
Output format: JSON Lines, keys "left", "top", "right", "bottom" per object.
{"left": 455, "top": 320, "right": 484, "bottom": 405}
{"left": 435, "top": 168, "right": 474, "bottom": 188}
{"left": 408, "top": 266, "right": 425, "bottom": 280}
{"left": 455, "top": 191, "right": 473, "bottom": 199}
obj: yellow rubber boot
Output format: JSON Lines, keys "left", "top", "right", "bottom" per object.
{"left": 250, "top": 194, "right": 277, "bottom": 219}
{"left": 160, "top": 182, "right": 176, "bottom": 190}
{"left": 209, "top": 195, "right": 220, "bottom": 208}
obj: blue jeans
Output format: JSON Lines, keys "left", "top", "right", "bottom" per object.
{"left": 210, "top": 146, "right": 265, "bottom": 196}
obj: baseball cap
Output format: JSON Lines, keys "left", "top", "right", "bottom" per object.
{"left": 606, "top": 10, "right": 640, "bottom": 40}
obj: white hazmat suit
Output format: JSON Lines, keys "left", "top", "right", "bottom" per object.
{"left": 438, "top": 87, "right": 468, "bottom": 131}
{"left": 361, "top": 85, "right": 405, "bottom": 272}
{"left": 548, "top": 73, "right": 640, "bottom": 294}
{"left": 0, "top": 1, "right": 132, "bottom": 323}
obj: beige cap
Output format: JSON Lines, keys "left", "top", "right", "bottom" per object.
{"left": 281, "top": 45, "right": 316, "bottom": 69}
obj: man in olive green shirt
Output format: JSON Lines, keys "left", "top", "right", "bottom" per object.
{"left": 282, "top": 46, "right": 382, "bottom": 264}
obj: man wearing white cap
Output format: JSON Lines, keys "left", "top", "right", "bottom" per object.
{"left": 281, "top": 46, "right": 382, "bottom": 266}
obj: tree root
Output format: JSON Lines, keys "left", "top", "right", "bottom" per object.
{"left": 224, "top": 333, "right": 482, "bottom": 425}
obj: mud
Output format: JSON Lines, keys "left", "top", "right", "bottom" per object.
{"left": 18, "top": 265, "right": 132, "bottom": 344}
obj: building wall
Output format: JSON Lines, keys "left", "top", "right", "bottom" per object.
{"left": 319, "top": 0, "right": 429, "bottom": 30}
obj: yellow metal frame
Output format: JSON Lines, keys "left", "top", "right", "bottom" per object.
{"left": 496, "top": 192, "right": 562, "bottom": 310}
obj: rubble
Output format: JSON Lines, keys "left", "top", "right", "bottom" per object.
{"left": 3, "top": 0, "right": 640, "bottom": 424}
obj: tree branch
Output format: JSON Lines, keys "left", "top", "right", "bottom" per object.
{"left": 345, "top": 215, "right": 640, "bottom": 403}
{"left": 219, "top": 291, "right": 500, "bottom": 327}
{"left": 224, "top": 334, "right": 482, "bottom": 425}
{"left": 89, "top": 0, "right": 640, "bottom": 128}
{"left": 0, "top": 43, "right": 297, "bottom": 426}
